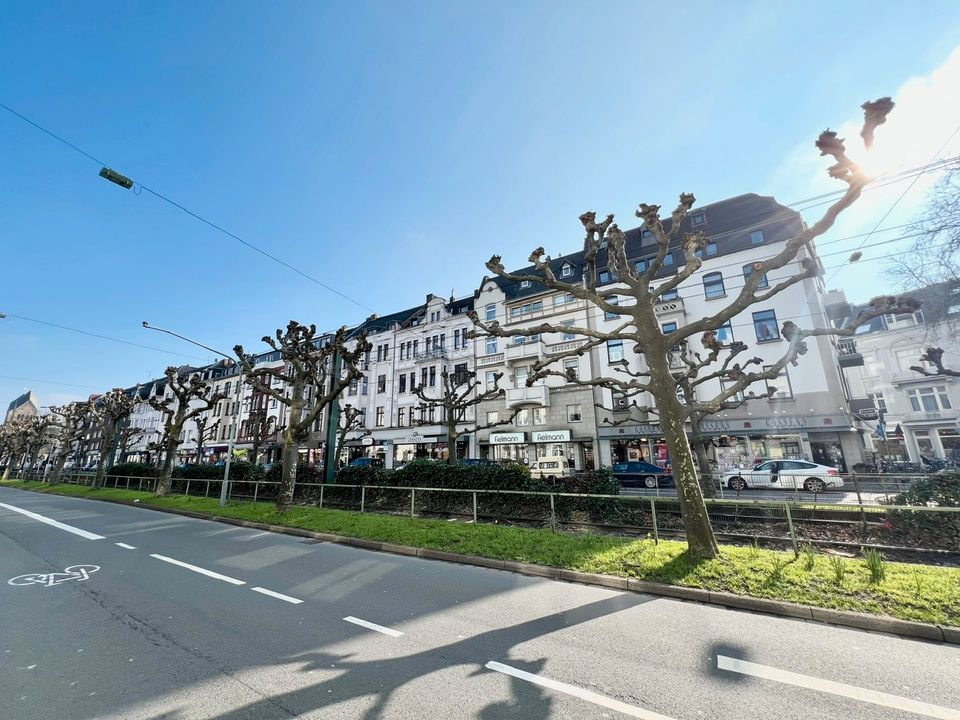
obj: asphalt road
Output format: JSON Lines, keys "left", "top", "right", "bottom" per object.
{"left": 621, "top": 486, "right": 898, "bottom": 506}
{"left": 1, "top": 486, "right": 957, "bottom": 720}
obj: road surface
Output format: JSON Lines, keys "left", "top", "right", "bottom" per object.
{"left": 1, "top": 486, "right": 957, "bottom": 720}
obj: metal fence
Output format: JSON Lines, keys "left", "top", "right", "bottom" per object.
{"left": 12, "top": 469, "right": 959, "bottom": 559}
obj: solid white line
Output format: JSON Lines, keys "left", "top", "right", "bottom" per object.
{"left": 717, "top": 655, "right": 960, "bottom": 720}
{"left": 114, "top": 542, "right": 136, "bottom": 550}
{"left": 484, "top": 661, "right": 676, "bottom": 720}
{"left": 149, "top": 554, "right": 246, "bottom": 586}
{"left": 343, "top": 616, "right": 404, "bottom": 637}
{"left": 251, "top": 586, "right": 303, "bottom": 604}
{"left": 0, "top": 502, "right": 104, "bottom": 540}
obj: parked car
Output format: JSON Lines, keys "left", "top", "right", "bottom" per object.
{"left": 611, "top": 461, "right": 673, "bottom": 488}
{"left": 459, "top": 458, "right": 497, "bottom": 467}
{"left": 528, "top": 457, "right": 576, "bottom": 481}
{"left": 349, "top": 457, "right": 380, "bottom": 468}
{"left": 722, "top": 459, "right": 842, "bottom": 492}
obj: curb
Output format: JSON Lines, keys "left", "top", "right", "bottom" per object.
{"left": 7, "top": 485, "right": 957, "bottom": 645}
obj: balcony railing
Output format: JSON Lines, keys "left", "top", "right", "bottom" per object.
{"left": 413, "top": 347, "right": 447, "bottom": 362}
{"left": 654, "top": 298, "right": 685, "bottom": 316}
{"left": 505, "top": 384, "right": 548, "bottom": 408}
{"left": 505, "top": 340, "right": 544, "bottom": 364}
{"left": 545, "top": 339, "right": 587, "bottom": 355}
{"left": 837, "top": 338, "right": 864, "bottom": 368}
{"left": 476, "top": 351, "right": 506, "bottom": 368}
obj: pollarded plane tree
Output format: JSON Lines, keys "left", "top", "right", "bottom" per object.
{"left": 91, "top": 388, "right": 139, "bottom": 489}
{"left": 47, "top": 401, "right": 95, "bottom": 484}
{"left": 235, "top": 322, "right": 370, "bottom": 512}
{"left": 245, "top": 396, "right": 283, "bottom": 466}
{"left": 0, "top": 416, "right": 32, "bottom": 481}
{"left": 471, "top": 98, "right": 916, "bottom": 560}
{"left": 412, "top": 368, "right": 519, "bottom": 464}
{"left": 22, "top": 413, "right": 58, "bottom": 473}
{"left": 333, "top": 401, "right": 369, "bottom": 468}
{"left": 192, "top": 413, "right": 220, "bottom": 464}
{"left": 149, "top": 367, "right": 226, "bottom": 496}
{"left": 117, "top": 424, "right": 145, "bottom": 464}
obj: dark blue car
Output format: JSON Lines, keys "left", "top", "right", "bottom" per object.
{"left": 611, "top": 461, "right": 673, "bottom": 488}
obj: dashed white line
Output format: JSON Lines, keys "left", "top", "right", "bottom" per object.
{"left": 485, "top": 661, "right": 676, "bottom": 719}
{"left": 0, "top": 502, "right": 104, "bottom": 540}
{"left": 343, "top": 616, "right": 404, "bottom": 637}
{"left": 251, "top": 586, "right": 303, "bottom": 604}
{"left": 114, "top": 542, "right": 136, "bottom": 550}
{"left": 149, "top": 554, "right": 246, "bottom": 586}
{"left": 717, "top": 655, "right": 960, "bottom": 720}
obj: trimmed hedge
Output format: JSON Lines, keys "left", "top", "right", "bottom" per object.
{"left": 887, "top": 472, "right": 960, "bottom": 546}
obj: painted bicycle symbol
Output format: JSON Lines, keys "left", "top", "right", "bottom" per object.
{"left": 7, "top": 565, "right": 100, "bottom": 588}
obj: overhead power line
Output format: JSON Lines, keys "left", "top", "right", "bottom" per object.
{"left": 0, "top": 374, "right": 102, "bottom": 391}
{"left": 0, "top": 101, "right": 375, "bottom": 314}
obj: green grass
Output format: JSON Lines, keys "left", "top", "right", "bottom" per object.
{"left": 5, "top": 479, "right": 960, "bottom": 627}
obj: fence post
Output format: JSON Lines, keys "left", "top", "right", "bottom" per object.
{"left": 783, "top": 502, "right": 799, "bottom": 558}
{"left": 361, "top": 486, "right": 366, "bottom": 513}
{"left": 650, "top": 498, "right": 659, "bottom": 545}
{"left": 138, "top": 478, "right": 143, "bottom": 492}
{"left": 549, "top": 494, "right": 556, "bottom": 533}
{"left": 472, "top": 491, "right": 477, "bottom": 524}
{"left": 185, "top": 480, "right": 191, "bottom": 496}
{"left": 410, "top": 488, "right": 416, "bottom": 518}
{"left": 253, "top": 481, "right": 258, "bottom": 503}
{"left": 319, "top": 484, "right": 324, "bottom": 509}
{"left": 850, "top": 471, "right": 868, "bottom": 535}
{"left": 205, "top": 481, "right": 210, "bottom": 498}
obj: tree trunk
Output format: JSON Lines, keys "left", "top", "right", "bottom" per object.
{"left": 446, "top": 419, "right": 458, "bottom": 465}
{"left": 1, "top": 458, "right": 13, "bottom": 482}
{"left": 49, "top": 451, "right": 68, "bottom": 485}
{"left": 155, "top": 436, "right": 179, "bottom": 496}
{"left": 278, "top": 427, "right": 299, "bottom": 512}
{"left": 689, "top": 415, "right": 717, "bottom": 499}
{"left": 93, "top": 418, "right": 117, "bottom": 489}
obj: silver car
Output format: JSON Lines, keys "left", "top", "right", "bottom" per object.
{"left": 722, "top": 459, "right": 843, "bottom": 492}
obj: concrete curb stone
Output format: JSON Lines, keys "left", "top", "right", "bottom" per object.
{"left": 9, "top": 487, "right": 956, "bottom": 646}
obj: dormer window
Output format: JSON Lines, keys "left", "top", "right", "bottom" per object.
{"left": 520, "top": 280, "right": 531, "bottom": 288}
{"left": 560, "top": 264, "right": 573, "bottom": 278}
{"left": 692, "top": 212, "right": 706, "bottom": 226}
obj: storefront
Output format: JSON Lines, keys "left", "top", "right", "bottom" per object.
{"left": 903, "top": 422, "right": 960, "bottom": 461}
{"left": 482, "top": 429, "right": 593, "bottom": 470}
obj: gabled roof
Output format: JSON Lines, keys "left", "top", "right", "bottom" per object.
{"left": 6, "top": 390, "right": 38, "bottom": 414}
{"left": 487, "top": 250, "right": 588, "bottom": 301}
{"left": 849, "top": 280, "right": 960, "bottom": 334}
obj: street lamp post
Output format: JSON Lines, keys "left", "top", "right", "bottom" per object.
{"left": 142, "top": 322, "right": 241, "bottom": 507}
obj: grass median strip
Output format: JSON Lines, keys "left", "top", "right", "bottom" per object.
{"left": 4, "top": 480, "right": 959, "bottom": 627}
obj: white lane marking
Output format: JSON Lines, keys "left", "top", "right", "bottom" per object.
{"left": 114, "top": 542, "right": 136, "bottom": 550}
{"left": 251, "top": 586, "right": 303, "bottom": 604}
{"left": 149, "top": 554, "right": 245, "bottom": 586}
{"left": 485, "top": 661, "right": 676, "bottom": 720}
{"left": 248, "top": 532, "right": 270, "bottom": 539}
{"left": 343, "top": 616, "right": 404, "bottom": 637}
{"left": 0, "top": 502, "right": 104, "bottom": 540}
{"left": 717, "top": 655, "right": 960, "bottom": 720}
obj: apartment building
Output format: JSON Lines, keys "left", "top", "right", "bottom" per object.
{"left": 830, "top": 281, "right": 960, "bottom": 463}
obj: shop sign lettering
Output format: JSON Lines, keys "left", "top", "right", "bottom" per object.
{"left": 489, "top": 432, "right": 525, "bottom": 445}
{"left": 532, "top": 430, "right": 571, "bottom": 443}
{"left": 761, "top": 417, "right": 808, "bottom": 429}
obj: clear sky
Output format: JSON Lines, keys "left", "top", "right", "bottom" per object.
{"left": 3, "top": 1, "right": 960, "bottom": 409}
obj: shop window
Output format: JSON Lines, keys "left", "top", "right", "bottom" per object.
{"left": 742, "top": 263, "right": 769, "bottom": 289}
{"left": 607, "top": 339, "right": 625, "bottom": 363}
{"left": 763, "top": 365, "right": 793, "bottom": 399}
{"left": 703, "top": 272, "right": 725, "bottom": 299}
{"left": 567, "top": 404, "right": 583, "bottom": 422}
{"left": 753, "top": 309, "right": 780, "bottom": 342}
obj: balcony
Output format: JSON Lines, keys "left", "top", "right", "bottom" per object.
{"left": 476, "top": 351, "right": 506, "bottom": 368}
{"left": 413, "top": 347, "right": 448, "bottom": 363}
{"left": 506, "top": 384, "right": 548, "bottom": 408}
{"left": 545, "top": 338, "right": 588, "bottom": 356}
{"left": 906, "top": 408, "right": 960, "bottom": 423}
{"left": 505, "top": 340, "right": 544, "bottom": 364}
{"left": 654, "top": 297, "right": 685, "bottom": 317}
{"left": 837, "top": 338, "right": 864, "bottom": 368}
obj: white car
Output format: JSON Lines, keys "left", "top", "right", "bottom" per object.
{"left": 528, "top": 457, "right": 576, "bottom": 481}
{"left": 722, "top": 460, "right": 843, "bottom": 493}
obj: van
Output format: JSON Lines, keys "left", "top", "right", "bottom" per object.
{"left": 528, "top": 457, "right": 575, "bottom": 480}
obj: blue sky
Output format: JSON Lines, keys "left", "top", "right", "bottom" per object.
{"left": 3, "top": 1, "right": 960, "bottom": 408}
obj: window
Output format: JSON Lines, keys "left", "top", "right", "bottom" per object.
{"left": 516, "top": 409, "right": 531, "bottom": 426}
{"left": 429, "top": 366, "right": 437, "bottom": 387}
{"left": 703, "top": 272, "right": 725, "bottom": 299}
{"left": 348, "top": 380, "right": 357, "bottom": 396}
{"left": 486, "top": 337, "right": 497, "bottom": 354}
{"left": 763, "top": 365, "right": 793, "bottom": 399}
{"left": 454, "top": 363, "right": 468, "bottom": 385}
{"left": 720, "top": 378, "right": 745, "bottom": 402}
{"left": 428, "top": 406, "right": 435, "bottom": 423}
{"left": 750, "top": 230, "right": 765, "bottom": 245}
{"left": 691, "top": 212, "right": 706, "bottom": 225}
{"left": 413, "top": 339, "right": 419, "bottom": 357}
{"left": 361, "top": 377, "right": 369, "bottom": 395}
{"left": 560, "top": 264, "right": 573, "bottom": 278}
{"left": 520, "top": 280, "right": 531, "bottom": 288}
{"left": 399, "top": 374, "right": 406, "bottom": 393}
{"left": 486, "top": 371, "right": 498, "bottom": 390}
{"left": 486, "top": 411, "right": 499, "bottom": 424}
{"left": 753, "top": 310, "right": 780, "bottom": 342}
{"left": 512, "top": 306, "right": 521, "bottom": 317}
{"left": 564, "top": 358, "right": 579, "bottom": 380}
{"left": 605, "top": 296, "right": 619, "bottom": 320}
{"left": 515, "top": 366, "right": 528, "bottom": 388}
{"left": 705, "top": 242, "right": 717, "bottom": 256}
{"left": 375, "top": 407, "right": 385, "bottom": 427}
{"left": 377, "top": 375, "right": 386, "bottom": 393}
{"left": 895, "top": 348, "right": 922, "bottom": 371}
{"left": 485, "top": 304, "right": 496, "bottom": 321}
{"left": 513, "top": 335, "right": 526, "bottom": 345}
{"left": 867, "top": 392, "right": 886, "bottom": 413}
{"left": 907, "top": 386, "right": 952, "bottom": 412}
{"left": 561, "top": 321, "right": 575, "bottom": 341}
{"left": 398, "top": 408, "right": 405, "bottom": 427}
{"left": 567, "top": 404, "right": 583, "bottom": 422}
{"left": 532, "top": 407, "right": 546, "bottom": 425}
{"left": 715, "top": 321, "right": 734, "bottom": 344}
{"left": 552, "top": 295, "right": 564, "bottom": 307}
{"left": 742, "top": 263, "right": 769, "bottom": 289}
{"left": 409, "top": 372, "right": 416, "bottom": 390}
{"left": 635, "top": 258, "right": 648, "bottom": 273}
{"left": 532, "top": 301, "right": 543, "bottom": 312}
{"left": 607, "top": 339, "right": 625, "bottom": 363}
{"left": 662, "top": 252, "right": 674, "bottom": 266}
{"left": 598, "top": 270, "right": 617, "bottom": 284}
{"left": 421, "top": 368, "right": 428, "bottom": 388}
{"left": 659, "top": 286, "right": 679, "bottom": 300}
